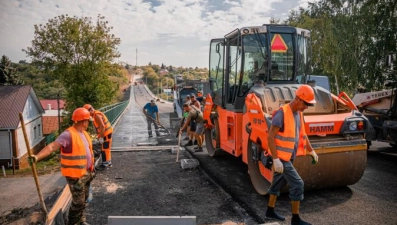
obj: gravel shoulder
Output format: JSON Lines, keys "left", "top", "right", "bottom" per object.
{"left": 86, "top": 149, "right": 253, "bottom": 225}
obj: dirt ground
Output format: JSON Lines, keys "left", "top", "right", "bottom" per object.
{"left": 85, "top": 149, "right": 253, "bottom": 225}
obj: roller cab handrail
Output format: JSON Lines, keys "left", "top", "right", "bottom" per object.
{"left": 245, "top": 93, "right": 270, "bottom": 151}
{"left": 335, "top": 92, "right": 358, "bottom": 110}
{"left": 203, "top": 93, "right": 214, "bottom": 129}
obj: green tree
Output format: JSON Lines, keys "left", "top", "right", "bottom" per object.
{"left": 286, "top": 0, "right": 397, "bottom": 94}
{"left": 0, "top": 55, "right": 24, "bottom": 85}
{"left": 23, "top": 14, "right": 121, "bottom": 113}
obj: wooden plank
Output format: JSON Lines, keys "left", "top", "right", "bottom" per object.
{"left": 46, "top": 185, "right": 71, "bottom": 225}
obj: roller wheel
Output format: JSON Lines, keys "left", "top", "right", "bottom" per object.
{"left": 205, "top": 118, "right": 221, "bottom": 157}
{"left": 247, "top": 138, "right": 271, "bottom": 195}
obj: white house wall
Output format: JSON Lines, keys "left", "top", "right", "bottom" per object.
{"left": 25, "top": 94, "right": 41, "bottom": 120}
{"left": 43, "top": 109, "right": 65, "bottom": 117}
{"left": 17, "top": 95, "right": 45, "bottom": 158}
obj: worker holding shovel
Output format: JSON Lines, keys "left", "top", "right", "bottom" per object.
{"left": 143, "top": 99, "right": 160, "bottom": 137}
{"left": 28, "top": 108, "right": 95, "bottom": 225}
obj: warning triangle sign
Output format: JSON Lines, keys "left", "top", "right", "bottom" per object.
{"left": 271, "top": 34, "right": 288, "bottom": 53}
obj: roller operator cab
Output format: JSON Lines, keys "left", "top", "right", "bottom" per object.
{"left": 203, "top": 25, "right": 369, "bottom": 195}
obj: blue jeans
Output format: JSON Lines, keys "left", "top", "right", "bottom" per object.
{"left": 268, "top": 160, "right": 304, "bottom": 201}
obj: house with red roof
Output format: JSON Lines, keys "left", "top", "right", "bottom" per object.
{"left": 40, "top": 99, "right": 65, "bottom": 135}
{"left": 0, "top": 85, "right": 45, "bottom": 169}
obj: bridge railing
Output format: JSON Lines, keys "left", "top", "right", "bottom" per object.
{"left": 99, "top": 100, "right": 129, "bottom": 126}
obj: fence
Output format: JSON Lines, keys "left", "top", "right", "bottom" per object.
{"left": 45, "top": 133, "right": 56, "bottom": 145}
{"left": 45, "top": 99, "right": 129, "bottom": 145}
{"left": 99, "top": 100, "right": 129, "bottom": 126}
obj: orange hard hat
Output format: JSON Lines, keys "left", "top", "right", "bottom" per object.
{"left": 72, "top": 108, "right": 91, "bottom": 122}
{"left": 296, "top": 85, "right": 316, "bottom": 104}
{"left": 83, "top": 104, "right": 93, "bottom": 110}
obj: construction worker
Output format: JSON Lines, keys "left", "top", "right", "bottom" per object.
{"left": 83, "top": 104, "right": 113, "bottom": 170}
{"left": 28, "top": 108, "right": 95, "bottom": 225}
{"left": 143, "top": 99, "right": 160, "bottom": 137}
{"left": 180, "top": 103, "right": 204, "bottom": 152}
{"left": 265, "top": 85, "right": 319, "bottom": 225}
{"left": 197, "top": 91, "right": 203, "bottom": 97}
{"left": 189, "top": 93, "right": 201, "bottom": 109}
{"left": 195, "top": 91, "right": 205, "bottom": 111}
{"left": 181, "top": 95, "right": 193, "bottom": 142}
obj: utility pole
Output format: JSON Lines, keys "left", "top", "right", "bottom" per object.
{"left": 166, "top": 79, "right": 169, "bottom": 101}
{"left": 57, "top": 91, "right": 61, "bottom": 135}
{"left": 136, "top": 47, "right": 138, "bottom": 66}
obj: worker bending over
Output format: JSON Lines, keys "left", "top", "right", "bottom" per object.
{"left": 84, "top": 104, "right": 113, "bottom": 170}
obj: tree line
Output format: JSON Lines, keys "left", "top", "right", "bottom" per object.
{"left": 285, "top": 0, "right": 397, "bottom": 95}
{"left": 141, "top": 63, "right": 208, "bottom": 100}
{"left": 5, "top": 1, "right": 392, "bottom": 113}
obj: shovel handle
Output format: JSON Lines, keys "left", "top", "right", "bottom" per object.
{"left": 19, "top": 112, "right": 48, "bottom": 215}
{"left": 176, "top": 132, "right": 182, "bottom": 162}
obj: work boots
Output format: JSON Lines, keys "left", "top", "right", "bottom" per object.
{"left": 194, "top": 146, "right": 203, "bottom": 152}
{"left": 184, "top": 140, "right": 193, "bottom": 146}
{"left": 291, "top": 214, "right": 311, "bottom": 225}
{"left": 265, "top": 207, "right": 285, "bottom": 221}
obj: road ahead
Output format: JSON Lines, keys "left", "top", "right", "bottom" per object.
{"left": 132, "top": 84, "right": 397, "bottom": 225}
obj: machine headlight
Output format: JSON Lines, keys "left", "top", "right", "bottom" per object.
{"left": 349, "top": 121, "right": 357, "bottom": 131}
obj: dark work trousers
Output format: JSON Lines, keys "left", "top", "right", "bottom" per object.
{"left": 147, "top": 118, "right": 160, "bottom": 136}
{"left": 267, "top": 160, "right": 304, "bottom": 201}
{"left": 66, "top": 170, "right": 95, "bottom": 225}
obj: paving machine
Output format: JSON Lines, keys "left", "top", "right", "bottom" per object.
{"left": 203, "top": 25, "right": 370, "bottom": 195}
{"left": 352, "top": 55, "right": 397, "bottom": 149}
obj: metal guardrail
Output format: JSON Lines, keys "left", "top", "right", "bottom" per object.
{"left": 44, "top": 100, "right": 129, "bottom": 145}
{"left": 99, "top": 100, "right": 129, "bottom": 126}
{"left": 45, "top": 133, "right": 56, "bottom": 145}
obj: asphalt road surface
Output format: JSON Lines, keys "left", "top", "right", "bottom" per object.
{"left": 134, "top": 84, "right": 397, "bottom": 225}
{"left": 87, "top": 84, "right": 397, "bottom": 225}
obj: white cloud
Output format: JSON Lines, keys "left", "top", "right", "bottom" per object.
{"left": 0, "top": 0, "right": 310, "bottom": 68}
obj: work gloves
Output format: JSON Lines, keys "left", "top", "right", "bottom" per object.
{"left": 28, "top": 155, "right": 38, "bottom": 166}
{"left": 273, "top": 158, "right": 283, "bottom": 173}
{"left": 98, "top": 137, "right": 104, "bottom": 144}
{"left": 308, "top": 150, "right": 319, "bottom": 164}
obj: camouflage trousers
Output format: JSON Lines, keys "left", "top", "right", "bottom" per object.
{"left": 66, "top": 170, "right": 95, "bottom": 225}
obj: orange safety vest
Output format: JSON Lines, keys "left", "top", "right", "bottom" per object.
{"left": 274, "top": 104, "right": 307, "bottom": 161}
{"left": 93, "top": 110, "right": 113, "bottom": 137}
{"left": 60, "top": 127, "right": 94, "bottom": 179}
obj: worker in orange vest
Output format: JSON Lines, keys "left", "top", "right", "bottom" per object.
{"left": 83, "top": 104, "right": 113, "bottom": 170}
{"left": 29, "top": 107, "right": 95, "bottom": 225}
{"left": 265, "top": 85, "right": 319, "bottom": 225}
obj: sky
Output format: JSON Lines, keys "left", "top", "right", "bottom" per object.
{"left": 0, "top": 0, "right": 316, "bottom": 68}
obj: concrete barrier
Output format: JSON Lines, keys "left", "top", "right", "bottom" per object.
{"left": 181, "top": 159, "right": 199, "bottom": 169}
{"left": 108, "top": 216, "right": 196, "bottom": 225}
